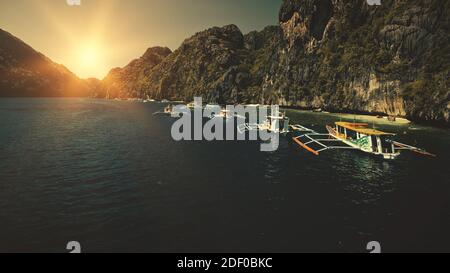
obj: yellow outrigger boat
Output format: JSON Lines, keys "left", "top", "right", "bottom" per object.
{"left": 293, "top": 122, "right": 436, "bottom": 159}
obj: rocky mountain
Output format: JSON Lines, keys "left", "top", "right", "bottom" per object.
{"left": 101, "top": 46, "right": 172, "bottom": 98}
{"left": 274, "top": 0, "right": 449, "bottom": 123}
{"left": 1, "top": 2, "right": 448, "bottom": 124}
{"left": 106, "top": 0, "right": 449, "bottom": 124}
{"left": 146, "top": 25, "right": 254, "bottom": 102}
{"left": 0, "top": 29, "right": 90, "bottom": 97}
{"left": 102, "top": 24, "right": 284, "bottom": 103}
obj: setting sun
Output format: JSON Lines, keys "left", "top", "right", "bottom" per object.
{"left": 73, "top": 44, "right": 105, "bottom": 78}
{"left": 80, "top": 47, "right": 98, "bottom": 67}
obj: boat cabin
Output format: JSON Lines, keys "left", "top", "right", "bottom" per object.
{"left": 266, "top": 113, "right": 290, "bottom": 134}
{"left": 334, "top": 122, "right": 396, "bottom": 154}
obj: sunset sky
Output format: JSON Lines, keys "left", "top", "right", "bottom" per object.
{"left": 0, "top": 0, "right": 281, "bottom": 79}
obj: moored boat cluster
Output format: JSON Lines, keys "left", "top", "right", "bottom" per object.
{"left": 148, "top": 99, "right": 436, "bottom": 160}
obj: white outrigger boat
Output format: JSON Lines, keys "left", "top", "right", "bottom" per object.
{"left": 208, "top": 108, "right": 246, "bottom": 120}
{"left": 153, "top": 104, "right": 182, "bottom": 118}
{"left": 293, "top": 122, "right": 436, "bottom": 159}
{"left": 238, "top": 111, "right": 312, "bottom": 135}
{"left": 187, "top": 101, "right": 204, "bottom": 110}
{"left": 210, "top": 109, "right": 232, "bottom": 120}
{"left": 143, "top": 95, "right": 156, "bottom": 103}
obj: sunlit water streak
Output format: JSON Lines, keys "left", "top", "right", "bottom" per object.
{"left": 0, "top": 98, "right": 449, "bottom": 252}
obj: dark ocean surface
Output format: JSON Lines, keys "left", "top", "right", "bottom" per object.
{"left": 0, "top": 98, "right": 449, "bottom": 252}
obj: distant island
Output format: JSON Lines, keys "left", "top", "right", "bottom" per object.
{"left": 1, "top": 0, "right": 448, "bottom": 125}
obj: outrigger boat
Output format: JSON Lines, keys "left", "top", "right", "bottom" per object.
{"left": 143, "top": 95, "right": 155, "bottom": 103}
{"left": 153, "top": 104, "right": 182, "bottom": 118}
{"left": 293, "top": 122, "right": 436, "bottom": 159}
{"left": 210, "top": 109, "right": 231, "bottom": 120}
{"left": 208, "top": 108, "right": 246, "bottom": 120}
{"left": 187, "top": 101, "right": 203, "bottom": 110}
{"left": 238, "top": 111, "right": 312, "bottom": 135}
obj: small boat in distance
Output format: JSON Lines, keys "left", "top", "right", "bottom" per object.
{"left": 187, "top": 101, "right": 203, "bottom": 109}
{"left": 293, "top": 122, "right": 436, "bottom": 159}
{"left": 143, "top": 95, "right": 156, "bottom": 103}
{"left": 153, "top": 104, "right": 182, "bottom": 118}
{"left": 207, "top": 107, "right": 246, "bottom": 120}
{"left": 238, "top": 111, "right": 311, "bottom": 135}
{"left": 210, "top": 108, "right": 231, "bottom": 120}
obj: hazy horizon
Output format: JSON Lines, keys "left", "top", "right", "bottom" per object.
{"left": 0, "top": 0, "right": 282, "bottom": 79}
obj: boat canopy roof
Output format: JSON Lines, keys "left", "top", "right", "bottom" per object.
{"left": 335, "top": 122, "right": 394, "bottom": 136}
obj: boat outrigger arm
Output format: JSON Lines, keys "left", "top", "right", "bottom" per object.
{"left": 292, "top": 131, "right": 359, "bottom": 156}
{"left": 289, "top": 124, "right": 315, "bottom": 133}
{"left": 390, "top": 141, "right": 436, "bottom": 157}
{"left": 238, "top": 121, "right": 313, "bottom": 134}
{"left": 293, "top": 122, "right": 436, "bottom": 159}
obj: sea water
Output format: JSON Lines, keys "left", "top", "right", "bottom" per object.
{"left": 0, "top": 98, "right": 449, "bottom": 252}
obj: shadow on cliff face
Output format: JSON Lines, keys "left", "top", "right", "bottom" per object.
{"left": 310, "top": 0, "right": 333, "bottom": 40}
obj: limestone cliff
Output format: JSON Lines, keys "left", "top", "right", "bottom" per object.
{"left": 101, "top": 46, "right": 172, "bottom": 98}
{"left": 101, "top": 0, "right": 449, "bottom": 124}
{"left": 273, "top": 0, "right": 449, "bottom": 123}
